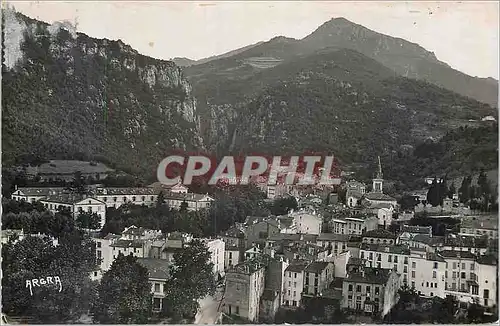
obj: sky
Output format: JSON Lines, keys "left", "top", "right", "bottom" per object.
{"left": 7, "top": 1, "right": 500, "bottom": 79}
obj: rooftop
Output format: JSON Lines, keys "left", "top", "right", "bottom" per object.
{"left": 317, "top": 233, "right": 350, "bottom": 242}
{"left": 285, "top": 261, "right": 309, "bottom": 273}
{"left": 110, "top": 239, "right": 144, "bottom": 249}
{"left": 164, "top": 192, "right": 214, "bottom": 202}
{"left": 15, "top": 187, "right": 66, "bottom": 197}
{"left": 305, "top": 261, "right": 330, "bottom": 273}
{"left": 41, "top": 194, "right": 102, "bottom": 205}
{"left": 402, "top": 225, "right": 433, "bottom": 234}
{"left": 227, "top": 256, "right": 269, "bottom": 275}
{"left": 439, "top": 250, "right": 477, "bottom": 260}
{"left": 364, "top": 193, "right": 396, "bottom": 202}
{"left": 136, "top": 258, "right": 171, "bottom": 280}
{"left": 346, "top": 267, "right": 392, "bottom": 285}
{"left": 96, "top": 187, "right": 159, "bottom": 196}
{"left": 360, "top": 243, "right": 410, "bottom": 255}
{"left": 460, "top": 217, "right": 498, "bottom": 231}
{"left": 476, "top": 254, "right": 498, "bottom": 266}
{"left": 268, "top": 233, "right": 318, "bottom": 243}
{"left": 363, "top": 229, "right": 397, "bottom": 239}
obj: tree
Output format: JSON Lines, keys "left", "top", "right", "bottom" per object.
{"left": 427, "top": 177, "right": 440, "bottom": 207}
{"left": 162, "top": 239, "right": 216, "bottom": 322}
{"left": 448, "top": 183, "right": 456, "bottom": 199}
{"left": 66, "top": 171, "right": 89, "bottom": 195}
{"left": 156, "top": 191, "right": 166, "bottom": 207}
{"left": 76, "top": 211, "right": 101, "bottom": 230}
{"left": 270, "top": 196, "right": 298, "bottom": 215}
{"left": 2, "top": 230, "right": 97, "bottom": 323}
{"left": 399, "top": 195, "right": 419, "bottom": 211}
{"left": 179, "top": 201, "right": 188, "bottom": 212}
{"left": 92, "top": 253, "right": 152, "bottom": 324}
{"left": 458, "top": 175, "right": 472, "bottom": 204}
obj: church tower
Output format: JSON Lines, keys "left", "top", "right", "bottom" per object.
{"left": 372, "top": 156, "right": 383, "bottom": 193}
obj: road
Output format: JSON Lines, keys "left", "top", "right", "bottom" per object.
{"left": 194, "top": 286, "right": 224, "bottom": 324}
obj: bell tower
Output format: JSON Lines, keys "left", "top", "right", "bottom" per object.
{"left": 372, "top": 156, "right": 383, "bottom": 193}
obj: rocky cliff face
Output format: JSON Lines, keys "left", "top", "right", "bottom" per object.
{"left": 2, "top": 9, "right": 203, "bottom": 178}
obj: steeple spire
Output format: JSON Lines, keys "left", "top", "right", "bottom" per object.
{"left": 376, "top": 156, "right": 383, "bottom": 179}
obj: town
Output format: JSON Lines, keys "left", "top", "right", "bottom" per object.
{"left": 1, "top": 157, "right": 498, "bottom": 324}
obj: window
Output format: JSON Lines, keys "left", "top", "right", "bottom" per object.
{"left": 430, "top": 283, "right": 433, "bottom": 288}
{"left": 356, "top": 285, "right": 361, "bottom": 292}
{"left": 235, "top": 306, "right": 239, "bottom": 315}
{"left": 484, "top": 289, "right": 489, "bottom": 299}
{"left": 433, "top": 262, "right": 438, "bottom": 269}
{"left": 388, "top": 255, "right": 392, "bottom": 262}
{"left": 426, "top": 282, "right": 429, "bottom": 287}
{"left": 445, "top": 271, "right": 448, "bottom": 278}
{"left": 123, "top": 197, "right": 127, "bottom": 202}
{"left": 375, "top": 287, "right": 379, "bottom": 295}
{"left": 369, "top": 253, "right": 373, "bottom": 260}
{"left": 412, "top": 261, "right": 416, "bottom": 268}
{"left": 294, "top": 282, "right": 297, "bottom": 287}
{"left": 94, "top": 271, "right": 98, "bottom": 277}
{"left": 472, "top": 286, "right": 479, "bottom": 295}
{"left": 293, "top": 300, "right": 297, "bottom": 306}
{"left": 97, "top": 242, "right": 102, "bottom": 248}
{"left": 113, "top": 197, "right": 117, "bottom": 202}
{"left": 453, "top": 262, "right": 457, "bottom": 269}
{"left": 154, "top": 283, "right": 160, "bottom": 292}
{"left": 393, "top": 264, "right": 397, "bottom": 271}
{"left": 377, "top": 254, "right": 381, "bottom": 261}
{"left": 432, "top": 271, "right": 436, "bottom": 279}
{"left": 361, "top": 252, "right": 365, "bottom": 259}
{"left": 288, "top": 281, "right": 291, "bottom": 287}
{"left": 461, "top": 272, "right": 466, "bottom": 279}
{"left": 411, "top": 271, "right": 415, "bottom": 278}
{"left": 366, "top": 286, "right": 371, "bottom": 293}
{"left": 411, "top": 281, "right": 415, "bottom": 288}
{"left": 452, "top": 271, "right": 456, "bottom": 279}
{"left": 229, "top": 252, "right": 232, "bottom": 258}
{"left": 151, "top": 196, "right": 154, "bottom": 201}
{"left": 461, "top": 263, "right": 465, "bottom": 269}
{"left": 103, "top": 197, "right": 107, "bottom": 202}
{"left": 348, "top": 284, "right": 353, "bottom": 291}
{"left": 404, "top": 266, "right": 408, "bottom": 273}
{"left": 470, "top": 263, "right": 474, "bottom": 271}
{"left": 404, "top": 257, "right": 408, "bottom": 264}
{"left": 132, "top": 196, "right": 136, "bottom": 201}
{"left": 293, "top": 291, "right": 296, "bottom": 297}
{"left": 294, "top": 273, "right": 297, "bottom": 278}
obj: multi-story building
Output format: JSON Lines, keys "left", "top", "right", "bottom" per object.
{"left": 342, "top": 265, "right": 401, "bottom": 317}
{"left": 359, "top": 243, "right": 410, "bottom": 278}
{"left": 244, "top": 216, "right": 281, "bottom": 248}
{"left": 316, "top": 233, "right": 350, "bottom": 256}
{"left": 283, "top": 261, "right": 309, "bottom": 307}
{"left": 147, "top": 182, "right": 189, "bottom": 194}
{"left": 94, "top": 187, "right": 160, "bottom": 209}
{"left": 93, "top": 233, "right": 121, "bottom": 279}
{"left": 460, "top": 217, "right": 498, "bottom": 239}
{"left": 26, "top": 160, "right": 114, "bottom": 182}
{"left": 441, "top": 250, "right": 478, "bottom": 294}
{"left": 302, "top": 261, "right": 335, "bottom": 297}
{"left": 408, "top": 250, "right": 446, "bottom": 298}
{"left": 200, "top": 238, "right": 225, "bottom": 279}
{"left": 330, "top": 218, "right": 348, "bottom": 235}
{"left": 440, "top": 233, "right": 488, "bottom": 255}
{"left": 345, "top": 215, "right": 379, "bottom": 235}
{"left": 164, "top": 193, "right": 214, "bottom": 211}
{"left": 223, "top": 257, "right": 267, "bottom": 322}
{"left": 40, "top": 194, "right": 106, "bottom": 229}
{"left": 121, "top": 225, "right": 162, "bottom": 241}
{"left": 362, "top": 229, "right": 397, "bottom": 245}
{"left": 11, "top": 186, "right": 66, "bottom": 203}
{"left": 136, "top": 258, "right": 172, "bottom": 312}
{"left": 475, "top": 254, "right": 498, "bottom": 308}
{"left": 221, "top": 225, "right": 246, "bottom": 270}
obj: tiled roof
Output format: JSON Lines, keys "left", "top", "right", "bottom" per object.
{"left": 164, "top": 192, "right": 214, "bottom": 202}
{"left": 363, "top": 229, "right": 396, "bottom": 239}
{"left": 460, "top": 217, "right": 498, "bottom": 231}
{"left": 110, "top": 239, "right": 144, "bottom": 249}
{"left": 40, "top": 194, "right": 103, "bottom": 205}
{"left": 444, "top": 234, "right": 488, "bottom": 248}
{"left": 476, "top": 254, "right": 498, "bottom": 266}
{"left": 227, "top": 256, "right": 269, "bottom": 274}
{"left": 317, "top": 233, "right": 350, "bottom": 242}
{"left": 364, "top": 193, "right": 396, "bottom": 201}
{"left": 402, "top": 225, "right": 432, "bottom": 234}
{"left": 15, "top": 187, "right": 66, "bottom": 197}
{"left": 96, "top": 187, "right": 159, "bottom": 196}
{"left": 305, "top": 261, "right": 330, "bottom": 273}
{"left": 136, "top": 258, "right": 171, "bottom": 280}
{"left": 102, "top": 233, "right": 121, "bottom": 240}
{"left": 285, "top": 261, "right": 309, "bottom": 273}
{"left": 346, "top": 267, "right": 391, "bottom": 285}
{"left": 426, "top": 252, "right": 446, "bottom": 262}
{"left": 268, "top": 233, "right": 318, "bottom": 243}
{"left": 360, "top": 243, "right": 410, "bottom": 255}
{"left": 34, "top": 160, "right": 114, "bottom": 175}
{"left": 439, "top": 250, "right": 477, "bottom": 260}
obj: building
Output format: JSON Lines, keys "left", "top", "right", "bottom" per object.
{"left": 359, "top": 243, "right": 411, "bottom": 278}
{"left": 11, "top": 187, "right": 66, "bottom": 203}
{"left": 283, "top": 261, "right": 309, "bottom": 307}
{"left": 164, "top": 193, "right": 214, "bottom": 211}
{"left": 288, "top": 209, "right": 322, "bottom": 235}
{"left": 201, "top": 238, "right": 225, "bottom": 279}
{"left": 346, "top": 180, "right": 366, "bottom": 208}
{"left": 400, "top": 225, "right": 433, "bottom": 238}
{"left": 94, "top": 187, "right": 160, "bottom": 208}
{"left": 244, "top": 216, "right": 281, "bottom": 248}
{"left": 121, "top": 226, "right": 162, "bottom": 241}
{"left": 362, "top": 229, "right": 397, "bottom": 245}
{"left": 147, "top": 182, "right": 189, "bottom": 194}
{"left": 362, "top": 157, "right": 397, "bottom": 208}
{"left": 93, "top": 233, "right": 121, "bottom": 278}
{"left": 316, "top": 233, "right": 350, "bottom": 256}
{"left": 39, "top": 194, "right": 106, "bottom": 229}
{"left": 460, "top": 217, "right": 498, "bottom": 239}
{"left": 475, "top": 254, "right": 498, "bottom": 307}
{"left": 441, "top": 250, "right": 478, "bottom": 300}
{"left": 302, "top": 261, "right": 335, "bottom": 297}
{"left": 221, "top": 225, "right": 246, "bottom": 270}
{"left": 136, "top": 258, "right": 172, "bottom": 312}
{"left": 408, "top": 250, "right": 446, "bottom": 298}
{"left": 259, "top": 289, "right": 280, "bottom": 322}
{"left": 223, "top": 257, "right": 267, "bottom": 322}
{"left": 440, "top": 233, "right": 488, "bottom": 255}
{"left": 342, "top": 265, "right": 401, "bottom": 317}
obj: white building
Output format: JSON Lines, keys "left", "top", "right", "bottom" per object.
{"left": 164, "top": 193, "right": 215, "bottom": 211}
{"left": 201, "top": 238, "right": 225, "bottom": 279}
{"left": 475, "top": 255, "right": 498, "bottom": 307}
{"left": 408, "top": 250, "right": 446, "bottom": 298}
{"left": 121, "top": 225, "right": 162, "bottom": 241}
{"left": 359, "top": 244, "right": 410, "bottom": 280}
{"left": 94, "top": 187, "right": 159, "bottom": 209}
{"left": 11, "top": 187, "right": 66, "bottom": 203}
{"left": 136, "top": 258, "right": 172, "bottom": 312}
{"left": 39, "top": 194, "right": 106, "bottom": 229}
{"left": 283, "top": 261, "right": 309, "bottom": 307}
{"left": 288, "top": 209, "right": 322, "bottom": 235}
